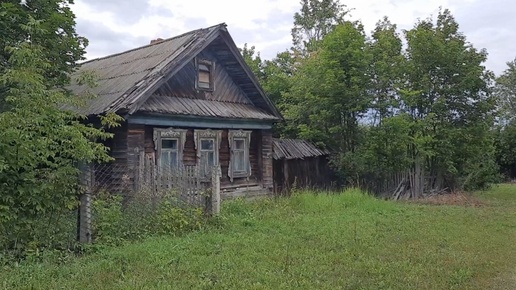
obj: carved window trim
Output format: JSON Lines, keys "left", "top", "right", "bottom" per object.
{"left": 153, "top": 128, "right": 187, "bottom": 168}
{"left": 194, "top": 129, "right": 222, "bottom": 176}
{"left": 228, "top": 130, "right": 252, "bottom": 182}
{"left": 195, "top": 58, "right": 215, "bottom": 91}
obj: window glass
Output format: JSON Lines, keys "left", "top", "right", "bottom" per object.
{"left": 198, "top": 61, "right": 212, "bottom": 89}
{"left": 162, "top": 139, "right": 178, "bottom": 149}
{"left": 233, "top": 150, "right": 245, "bottom": 171}
{"left": 199, "top": 71, "right": 210, "bottom": 85}
{"left": 201, "top": 139, "right": 214, "bottom": 150}
{"left": 161, "top": 151, "right": 178, "bottom": 169}
{"left": 232, "top": 137, "right": 248, "bottom": 174}
{"left": 200, "top": 138, "right": 216, "bottom": 174}
{"left": 161, "top": 152, "right": 171, "bottom": 168}
{"left": 207, "top": 152, "right": 215, "bottom": 166}
{"left": 234, "top": 139, "right": 245, "bottom": 150}
{"left": 169, "top": 152, "right": 178, "bottom": 168}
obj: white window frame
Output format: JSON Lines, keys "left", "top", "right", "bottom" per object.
{"left": 228, "top": 130, "right": 252, "bottom": 182}
{"left": 194, "top": 129, "right": 222, "bottom": 176}
{"left": 153, "top": 128, "right": 187, "bottom": 169}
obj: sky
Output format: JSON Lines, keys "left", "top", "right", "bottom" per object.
{"left": 71, "top": 0, "right": 515, "bottom": 76}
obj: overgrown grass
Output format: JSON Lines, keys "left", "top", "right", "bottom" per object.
{"left": 2, "top": 185, "right": 516, "bottom": 289}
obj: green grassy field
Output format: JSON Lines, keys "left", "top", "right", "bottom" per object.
{"left": 2, "top": 185, "right": 516, "bottom": 289}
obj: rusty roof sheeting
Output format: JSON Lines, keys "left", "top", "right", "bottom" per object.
{"left": 140, "top": 95, "right": 278, "bottom": 120}
{"left": 273, "top": 139, "right": 331, "bottom": 160}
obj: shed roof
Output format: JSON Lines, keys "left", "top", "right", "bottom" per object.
{"left": 273, "top": 139, "right": 331, "bottom": 160}
{"left": 68, "top": 23, "right": 281, "bottom": 120}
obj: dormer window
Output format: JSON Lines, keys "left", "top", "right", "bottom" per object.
{"left": 196, "top": 58, "right": 214, "bottom": 91}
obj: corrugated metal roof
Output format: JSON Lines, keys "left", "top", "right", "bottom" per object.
{"left": 68, "top": 24, "right": 221, "bottom": 115}
{"left": 273, "top": 139, "right": 331, "bottom": 160}
{"left": 140, "top": 95, "right": 278, "bottom": 120}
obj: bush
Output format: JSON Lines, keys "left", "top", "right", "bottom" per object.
{"left": 91, "top": 192, "right": 206, "bottom": 245}
{"left": 0, "top": 208, "right": 78, "bottom": 263}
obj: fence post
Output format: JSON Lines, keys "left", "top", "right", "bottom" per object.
{"left": 210, "top": 166, "right": 221, "bottom": 216}
{"left": 78, "top": 164, "right": 93, "bottom": 243}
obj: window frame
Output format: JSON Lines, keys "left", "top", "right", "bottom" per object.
{"left": 194, "top": 129, "right": 222, "bottom": 177}
{"left": 195, "top": 58, "right": 215, "bottom": 91}
{"left": 199, "top": 138, "right": 216, "bottom": 168}
{"left": 228, "top": 130, "right": 252, "bottom": 181}
{"left": 160, "top": 138, "right": 180, "bottom": 169}
{"left": 153, "top": 128, "right": 187, "bottom": 170}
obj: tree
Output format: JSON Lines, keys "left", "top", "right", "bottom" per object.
{"left": 494, "top": 58, "right": 516, "bottom": 178}
{"left": 284, "top": 21, "right": 370, "bottom": 160}
{"left": 240, "top": 43, "right": 264, "bottom": 82}
{"left": 367, "top": 17, "right": 404, "bottom": 126}
{"left": 291, "top": 0, "right": 348, "bottom": 54}
{"left": 398, "top": 8, "right": 497, "bottom": 191}
{"left": 0, "top": 0, "right": 86, "bottom": 93}
{"left": 495, "top": 57, "right": 516, "bottom": 124}
{"left": 0, "top": 1, "right": 120, "bottom": 254}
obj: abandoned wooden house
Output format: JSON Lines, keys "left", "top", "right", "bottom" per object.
{"left": 273, "top": 139, "right": 333, "bottom": 193}
{"left": 69, "top": 23, "right": 282, "bottom": 199}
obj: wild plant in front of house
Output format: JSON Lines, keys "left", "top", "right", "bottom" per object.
{"left": 91, "top": 190, "right": 207, "bottom": 246}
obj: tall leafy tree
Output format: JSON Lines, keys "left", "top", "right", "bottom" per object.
{"left": 495, "top": 57, "right": 516, "bottom": 124}
{"left": 261, "top": 52, "right": 295, "bottom": 106}
{"left": 291, "top": 0, "right": 348, "bottom": 54}
{"left": 0, "top": 0, "right": 86, "bottom": 92}
{"left": 0, "top": 1, "right": 120, "bottom": 253}
{"left": 494, "top": 58, "right": 516, "bottom": 178}
{"left": 285, "top": 21, "right": 370, "bottom": 153}
{"left": 367, "top": 17, "right": 404, "bottom": 126}
{"left": 240, "top": 43, "right": 264, "bottom": 82}
{"left": 399, "top": 9, "right": 497, "bottom": 191}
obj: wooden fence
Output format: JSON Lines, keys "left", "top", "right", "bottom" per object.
{"left": 136, "top": 153, "right": 210, "bottom": 207}
{"left": 359, "top": 170, "right": 445, "bottom": 200}
{"left": 78, "top": 159, "right": 221, "bottom": 243}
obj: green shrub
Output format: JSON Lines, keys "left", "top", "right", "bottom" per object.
{"left": 91, "top": 192, "right": 207, "bottom": 246}
{"left": 91, "top": 194, "right": 125, "bottom": 245}
{"left": 155, "top": 201, "right": 204, "bottom": 234}
{"left": 0, "top": 209, "right": 78, "bottom": 262}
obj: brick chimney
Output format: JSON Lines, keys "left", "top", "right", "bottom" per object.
{"left": 150, "top": 38, "right": 164, "bottom": 45}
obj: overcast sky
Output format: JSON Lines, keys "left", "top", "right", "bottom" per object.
{"left": 72, "top": 0, "right": 514, "bottom": 76}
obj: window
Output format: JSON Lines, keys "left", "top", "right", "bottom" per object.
{"left": 194, "top": 129, "right": 222, "bottom": 177}
{"left": 228, "top": 130, "right": 251, "bottom": 181}
{"left": 160, "top": 139, "right": 179, "bottom": 169}
{"left": 153, "top": 128, "right": 187, "bottom": 170}
{"left": 200, "top": 138, "right": 216, "bottom": 170}
{"left": 196, "top": 58, "right": 214, "bottom": 91}
{"left": 232, "top": 139, "right": 246, "bottom": 172}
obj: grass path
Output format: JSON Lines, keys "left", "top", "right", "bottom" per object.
{"left": 2, "top": 185, "right": 516, "bottom": 289}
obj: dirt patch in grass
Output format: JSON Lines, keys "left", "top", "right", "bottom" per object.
{"left": 414, "top": 192, "right": 487, "bottom": 207}
{"left": 490, "top": 268, "right": 516, "bottom": 290}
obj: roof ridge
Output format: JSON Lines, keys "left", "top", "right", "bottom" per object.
{"left": 79, "top": 23, "right": 226, "bottom": 65}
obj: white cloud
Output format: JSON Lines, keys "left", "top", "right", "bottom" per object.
{"left": 72, "top": 0, "right": 515, "bottom": 75}
{"left": 148, "top": 0, "right": 299, "bottom": 28}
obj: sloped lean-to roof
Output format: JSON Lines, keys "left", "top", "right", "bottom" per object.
{"left": 273, "top": 139, "right": 331, "bottom": 160}
{"left": 140, "top": 95, "right": 278, "bottom": 120}
{"left": 68, "top": 23, "right": 282, "bottom": 120}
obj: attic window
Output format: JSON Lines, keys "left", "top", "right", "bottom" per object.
{"left": 196, "top": 59, "right": 214, "bottom": 91}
